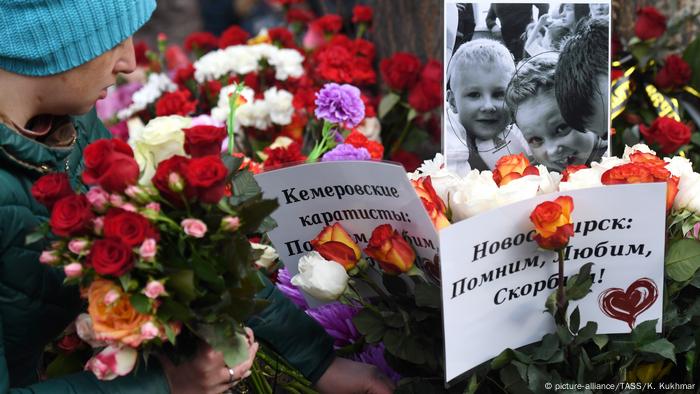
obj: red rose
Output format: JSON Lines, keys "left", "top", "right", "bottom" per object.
{"left": 155, "top": 90, "right": 198, "bottom": 117}
{"left": 360, "top": 94, "right": 377, "bottom": 118}
{"left": 380, "top": 52, "right": 422, "bottom": 91}
{"left": 103, "top": 209, "right": 158, "bottom": 247}
{"left": 344, "top": 130, "right": 384, "bottom": 159}
{"left": 184, "top": 31, "right": 219, "bottom": 54}
{"left": 352, "top": 5, "right": 373, "bottom": 24}
{"left": 286, "top": 9, "right": 315, "bottom": 24}
{"left": 655, "top": 54, "right": 692, "bottom": 90}
{"left": 408, "top": 60, "right": 443, "bottom": 112}
{"left": 364, "top": 224, "right": 415, "bottom": 274}
{"left": 82, "top": 139, "right": 139, "bottom": 193}
{"left": 50, "top": 195, "right": 94, "bottom": 237}
{"left": 602, "top": 161, "right": 678, "bottom": 210}
{"left": 185, "top": 156, "right": 228, "bottom": 204}
{"left": 639, "top": 117, "right": 691, "bottom": 154}
{"left": 32, "top": 173, "right": 74, "bottom": 209}
{"left": 87, "top": 238, "right": 134, "bottom": 276}
{"left": 390, "top": 150, "right": 422, "bottom": 172}
{"left": 635, "top": 7, "right": 666, "bottom": 40}
{"left": 153, "top": 155, "right": 195, "bottom": 204}
{"left": 268, "top": 27, "right": 296, "bottom": 48}
{"left": 183, "top": 125, "right": 227, "bottom": 158}
{"left": 219, "top": 25, "right": 250, "bottom": 49}
{"left": 311, "top": 15, "right": 343, "bottom": 35}
{"left": 262, "top": 142, "right": 306, "bottom": 169}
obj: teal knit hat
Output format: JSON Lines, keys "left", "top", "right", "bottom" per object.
{"left": 0, "top": 0, "right": 156, "bottom": 76}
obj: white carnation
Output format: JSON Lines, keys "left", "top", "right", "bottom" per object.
{"left": 623, "top": 143, "right": 655, "bottom": 160}
{"left": 665, "top": 156, "right": 694, "bottom": 178}
{"left": 264, "top": 87, "right": 294, "bottom": 125}
{"left": 117, "top": 73, "right": 176, "bottom": 120}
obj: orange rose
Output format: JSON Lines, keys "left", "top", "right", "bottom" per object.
{"left": 628, "top": 151, "right": 666, "bottom": 167}
{"left": 602, "top": 162, "right": 678, "bottom": 210}
{"left": 561, "top": 164, "right": 588, "bottom": 182}
{"left": 493, "top": 153, "right": 539, "bottom": 186}
{"left": 311, "top": 223, "right": 361, "bottom": 270}
{"left": 412, "top": 176, "right": 450, "bottom": 230}
{"left": 364, "top": 224, "right": 415, "bottom": 274}
{"left": 530, "top": 196, "right": 574, "bottom": 250}
{"left": 87, "top": 279, "right": 151, "bottom": 347}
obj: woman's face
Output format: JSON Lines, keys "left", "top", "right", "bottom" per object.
{"left": 40, "top": 38, "right": 136, "bottom": 115}
{"left": 514, "top": 91, "right": 596, "bottom": 172}
{"left": 561, "top": 4, "right": 576, "bottom": 28}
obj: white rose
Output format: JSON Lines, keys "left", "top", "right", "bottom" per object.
{"left": 623, "top": 143, "right": 655, "bottom": 160}
{"left": 129, "top": 115, "right": 192, "bottom": 183}
{"left": 497, "top": 175, "right": 541, "bottom": 206}
{"left": 357, "top": 117, "right": 382, "bottom": 142}
{"left": 291, "top": 252, "right": 349, "bottom": 301}
{"left": 559, "top": 168, "right": 604, "bottom": 191}
{"left": 674, "top": 172, "right": 700, "bottom": 213}
{"left": 665, "top": 156, "right": 694, "bottom": 178}
{"left": 264, "top": 87, "right": 294, "bottom": 125}
{"left": 85, "top": 346, "right": 137, "bottom": 380}
{"left": 535, "top": 165, "right": 562, "bottom": 195}
{"left": 251, "top": 243, "right": 279, "bottom": 269}
{"left": 449, "top": 170, "right": 499, "bottom": 221}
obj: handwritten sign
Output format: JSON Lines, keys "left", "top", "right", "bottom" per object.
{"left": 439, "top": 183, "right": 666, "bottom": 383}
{"left": 255, "top": 161, "right": 439, "bottom": 303}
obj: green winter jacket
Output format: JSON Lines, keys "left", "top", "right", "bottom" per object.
{"left": 0, "top": 109, "right": 334, "bottom": 393}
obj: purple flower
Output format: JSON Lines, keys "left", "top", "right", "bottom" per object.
{"left": 355, "top": 344, "right": 402, "bottom": 383}
{"left": 314, "top": 83, "right": 365, "bottom": 128}
{"left": 306, "top": 302, "right": 361, "bottom": 348}
{"left": 321, "top": 144, "right": 371, "bottom": 162}
{"left": 276, "top": 267, "right": 309, "bottom": 310}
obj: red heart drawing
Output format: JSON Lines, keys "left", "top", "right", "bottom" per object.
{"left": 598, "top": 278, "right": 658, "bottom": 330}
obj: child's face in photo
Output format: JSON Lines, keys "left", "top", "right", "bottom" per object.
{"left": 515, "top": 91, "right": 596, "bottom": 172}
{"left": 560, "top": 4, "right": 576, "bottom": 28}
{"left": 582, "top": 74, "right": 609, "bottom": 138}
{"left": 590, "top": 4, "right": 609, "bottom": 17}
{"left": 449, "top": 65, "right": 511, "bottom": 141}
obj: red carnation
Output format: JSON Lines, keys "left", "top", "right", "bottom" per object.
{"left": 408, "top": 60, "right": 443, "bottom": 112}
{"left": 155, "top": 90, "right": 198, "bottom": 117}
{"left": 345, "top": 130, "right": 384, "bottom": 160}
{"left": 380, "top": 52, "right": 422, "bottom": 91}
{"left": 49, "top": 195, "right": 94, "bottom": 237}
{"left": 352, "top": 5, "right": 373, "bottom": 24}
{"left": 391, "top": 150, "right": 422, "bottom": 172}
{"left": 134, "top": 41, "right": 150, "bottom": 66}
{"left": 32, "top": 173, "right": 74, "bottom": 210}
{"left": 286, "top": 8, "right": 315, "bottom": 24}
{"left": 184, "top": 31, "right": 219, "bottom": 54}
{"left": 639, "top": 117, "right": 691, "bottom": 154}
{"left": 82, "top": 139, "right": 139, "bottom": 193}
{"left": 185, "top": 155, "right": 228, "bottom": 204}
{"left": 174, "top": 64, "right": 196, "bottom": 89}
{"left": 183, "top": 125, "right": 227, "bottom": 158}
{"left": 655, "top": 54, "right": 692, "bottom": 90}
{"left": 311, "top": 15, "right": 343, "bottom": 35}
{"left": 263, "top": 142, "right": 306, "bottom": 169}
{"left": 87, "top": 238, "right": 134, "bottom": 276}
{"left": 635, "top": 7, "right": 667, "bottom": 40}
{"left": 268, "top": 27, "right": 296, "bottom": 48}
{"left": 219, "top": 25, "right": 250, "bottom": 49}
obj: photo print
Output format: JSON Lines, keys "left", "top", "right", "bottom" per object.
{"left": 444, "top": 1, "right": 611, "bottom": 175}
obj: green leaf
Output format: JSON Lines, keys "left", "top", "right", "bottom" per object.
{"left": 382, "top": 275, "right": 408, "bottom": 297}
{"left": 230, "top": 169, "right": 260, "bottom": 202}
{"left": 544, "top": 291, "right": 557, "bottom": 316}
{"left": 130, "top": 293, "right": 151, "bottom": 314}
{"left": 414, "top": 282, "right": 441, "bottom": 308}
{"left": 192, "top": 253, "right": 224, "bottom": 289}
{"left": 25, "top": 231, "right": 45, "bottom": 245}
{"left": 238, "top": 198, "right": 279, "bottom": 234}
{"left": 378, "top": 93, "right": 401, "bottom": 119}
{"left": 638, "top": 338, "right": 677, "bottom": 363}
{"left": 632, "top": 319, "right": 659, "bottom": 346}
{"left": 575, "top": 321, "right": 598, "bottom": 345}
{"left": 352, "top": 309, "right": 386, "bottom": 343}
{"left": 197, "top": 323, "right": 248, "bottom": 367}
{"left": 593, "top": 334, "right": 609, "bottom": 350}
{"left": 565, "top": 262, "right": 594, "bottom": 301}
{"left": 46, "top": 352, "right": 85, "bottom": 378}
{"left": 169, "top": 269, "right": 196, "bottom": 303}
{"left": 383, "top": 329, "right": 426, "bottom": 364}
{"left": 569, "top": 306, "right": 580, "bottom": 334}
{"left": 119, "top": 273, "right": 132, "bottom": 292}
{"left": 490, "top": 349, "right": 514, "bottom": 369}
{"left": 527, "top": 365, "right": 550, "bottom": 394}
{"left": 666, "top": 238, "right": 700, "bottom": 282}
{"left": 683, "top": 37, "right": 700, "bottom": 91}
{"left": 532, "top": 334, "right": 559, "bottom": 361}
{"left": 158, "top": 299, "right": 194, "bottom": 322}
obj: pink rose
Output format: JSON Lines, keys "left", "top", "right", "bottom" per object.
{"left": 103, "top": 289, "right": 120, "bottom": 305}
{"left": 120, "top": 203, "right": 138, "bottom": 212}
{"left": 145, "top": 202, "right": 161, "bottom": 212}
{"left": 84, "top": 345, "right": 137, "bottom": 381}
{"left": 181, "top": 218, "right": 207, "bottom": 238}
{"left": 140, "top": 321, "right": 160, "bottom": 341}
{"left": 221, "top": 216, "right": 241, "bottom": 231}
{"left": 64, "top": 262, "right": 83, "bottom": 278}
{"left": 86, "top": 187, "right": 110, "bottom": 212}
{"left": 93, "top": 217, "right": 105, "bottom": 234}
{"left": 109, "top": 194, "right": 125, "bottom": 207}
{"left": 124, "top": 185, "right": 149, "bottom": 203}
{"left": 39, "top": 251, "right": 59, "bottom": 265}
{"left": 143, "top": 280, "right": 166, "bottom": 299}
{"left": 68, "top": 239, "right": 89, "bottom": 254}
{"left": 139, "top": 238, "right": 157, "bottom": 261}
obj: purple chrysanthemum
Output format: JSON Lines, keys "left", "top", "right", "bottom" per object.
{"left": 306, "top": 302, "right": 361, "bottom": 348}
{"left": 321, "top": 144, "right": 371, "bottom": 162}
{"left": 276, "top": 267, "right": 309, "bottom": 310}
{"left": 314, "top": 83, "right": 365, "bottom": 128}
{"left": 355, "top": 344, "right": 402, "bottom": 383}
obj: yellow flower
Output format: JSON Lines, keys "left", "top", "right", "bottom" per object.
{"left": 626, "top": 361, "right": 672, "bottom": 383}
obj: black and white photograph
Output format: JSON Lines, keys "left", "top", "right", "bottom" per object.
{"left": 444, "top": 1, "right": 611, "bottom": 175}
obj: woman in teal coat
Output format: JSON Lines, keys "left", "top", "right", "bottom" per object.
{"left": 0, "top": 1, "right": 394, "bottom": 393}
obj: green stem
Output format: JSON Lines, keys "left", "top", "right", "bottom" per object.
{"left": 390, "top": 112, "right": 413, "bottom": 156}
{"left": 306, "top": 122, "right": 334, "bottom": 162}
{"left": 356, "top": 24, "right": 367, "bottom": 39}
{"left": 555, "top": 248, "right": 567, "bottom": 326}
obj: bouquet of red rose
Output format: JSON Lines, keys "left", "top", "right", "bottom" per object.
{"left": 30, "top": 130, "right": 277, "bottom": 379}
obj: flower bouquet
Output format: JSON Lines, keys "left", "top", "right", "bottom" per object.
{"left": 29, "top": 119, "right": 277, "bottom": 379}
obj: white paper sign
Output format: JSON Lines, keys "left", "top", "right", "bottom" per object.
{"left": 255, "top": 161, "right": 439, "bottom": 302}
{"left": 440, "top": 183, "right": 666, "bottom": 383}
